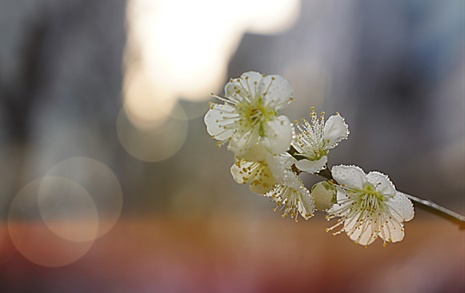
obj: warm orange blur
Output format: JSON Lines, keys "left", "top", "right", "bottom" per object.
{"left": 2, "top": 215, "right": 464, "bottom": 292}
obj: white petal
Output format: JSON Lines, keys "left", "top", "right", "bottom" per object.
{"left": 227, "top": 129, "right": 259, "bottom": 158}
{"left": 266, "top": 181, "right": 315, "bottom": 220}
{"left": 230, "top": 159, "right": 276, "bottom": 194}
{"left": 386, "top": 192, "right": 415, "bottom": 222}
{"left": 262, "top": 115, "right": 292, "bottom": 155}
{"left": 249, "top": 182, "right": 275, "bottom": 194}
{"left": 326, "top": 191, "right": 351, "bottom": 216}
{"left": 323, "top": 114, "right": 349, "bottom": 149}
{"left": 224, "top": 71, "right": 263, "bottom": 102}
{"left": 241, "top": 71, "right": 263, "bottom": 98}
{"left": 336, "top": 190, "right": 350, "bottom": 202}
{"left": 274, "top": 152, "right": 297, "bottom": 169}
{"left": 230, "top": 160, "right": 251, "bottom": 184}
{"left": 266, "top": 153, "right": 296, "bottom": 182}
{"left": 239, "top": 143, "right": 268, "bottom": 162}
{"left": 259, "top": 74, "right": 293, "bottom": 110}
{"left": 204, "top": 104, "right": 238, "bottom": 141}
{"left": 366, "top": 171, "right": 396, "bottom": 198}
{"left": 224, "top": 82, "right": 240, "bottom": 102}
{"left": 249, "top": 167, "right": 277, "bottom": 194}
{"left": 345, "top": 216, "right": 378, "bottom": 246}
{"left": 224, "top": 81, "right": 247, "bottom": 103}
{"left": 379, "top": 218, "right": 405, "bottom": 243}
{"left": 297, "top": 189, "right": 315, "bottom": 220}
{"left": 295, "top": 156, "right": 327, "bottom": 174}
{"left": 281, "top": 169, "right": 301, "bottom": 189}
{"left": 331, "top": 165, "right": 367, "bottom": 189}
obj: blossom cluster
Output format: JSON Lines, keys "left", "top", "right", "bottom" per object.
{"left": 205, "top": 71, "right": 414, "bottom": 247}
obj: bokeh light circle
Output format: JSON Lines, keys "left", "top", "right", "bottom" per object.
{"left": 116, "top": 107, "right": 188, "bottom": 162}
{"left": 45, "top": 157, "right": 123, "bottom": 239}
{"left": 37, "top": 176, "right": 100, "bottom": 242}
{"left": 8, "top": 177, "right": 95, "bottom": 267}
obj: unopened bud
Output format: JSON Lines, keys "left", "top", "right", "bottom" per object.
{"left": 311, "top": 181, "right": 336, "bottom": 211}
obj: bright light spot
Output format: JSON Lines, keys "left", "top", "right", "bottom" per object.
{"left": 8, "top": 178, "right": 95, "bottom": 267}
{"left": 242, "top": 0, "right": 301, "bottom": 34}
{"left": 124, "top": 66, "right": 178, "bottom": 129}
{"left": 123, "top": 0, "right": 300, "bottom": 127}
{"left": 116, "top": 108, "right": 188, "bottom": 162}
{"left": 45, "top": 157, "right": 123, "bottom": 239}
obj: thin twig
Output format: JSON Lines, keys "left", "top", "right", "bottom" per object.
{"left": 400, "top": 192, "right": 465, "bottom": 230}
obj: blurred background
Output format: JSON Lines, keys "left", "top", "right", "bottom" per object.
{"left": 1, "top": 0, "right": 464, "bottom": 292}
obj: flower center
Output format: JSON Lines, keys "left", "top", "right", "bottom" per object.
{"left": 236, "top": 96, "right": 277, "bottom": 136}
{"left": 348, "top": 184, "right": 386, "bottom": 214}
{"left": 308, "top": 149, "right": 328, "bottom": 161}
{"left": 362, "top": 184, "right": 384, "bottom": 201}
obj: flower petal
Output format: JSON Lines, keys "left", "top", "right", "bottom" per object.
{"left": 249, "top": 181, "right": 276, "bottom": 194}
{"left": 204, "top": 103, "right": 238, "bottom": 141}
{"left": 230, "top": 159, "right": 276, "bottom": 194}
{"left": 276, "top": 152, "right": 298, "bottom": 169}
{"left": 366, "top": 171, "right": 396, "bottom": 198}
{"left": 327, "top": 191, "right": 351, "bottom": 216}
{"left": 262, "top": 115, "right": 292, "bottom": 155}
{"left": 227, "top": 129, "right": 259, "bottom": 159}
{"left": 295, "top": 156, "right": 327, "bottom": 174}
{"left": 345, "top": 216, "right": 378, "bottom": 246}
{"left": 379, "top": 218, "right": 404, "bottom": 243}
{"left": 249, "top": 168, "right": 277, "bottom": 195}
{"left": 267, "top": 153, "right": 297, "bottom": 183}
{"left": 331, "top": 165, "right": 367, "bottom": 189}
{"left": 241, "top": 71, "right": 263, "bottom": 98}
{"left": 266, "top": 179, "right": 315, "bottom": 221}
{"left": 224, "top": 71, "right": 263, "bottom": 103}
{"left": 239, "top": 143, "right": 268, "bottom": 162}
{"left": 259, "top": 74, "right": 293, "bottom": 110}
{"left": 386, "top": 192, "right": 415, "bottom": 222}
{"left": 282, "top": 168, "right": 301, "bottom": 189}
{"left": 297, "top": 189, "right": 315, "bottom": 220}
{"left": 230, "top": 160, "right": 252, "bottom": 184}
{"left": 323, "top": 114, "right": 349, "bottom": 149}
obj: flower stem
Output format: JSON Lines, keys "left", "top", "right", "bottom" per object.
{"left": 400, "top": 192, "right": 465, "bottom": 230}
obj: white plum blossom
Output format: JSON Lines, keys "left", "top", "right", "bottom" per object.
{"left": 204, "top": 71, "right": 294, "bottom": 161}
{"left": 264, "top": 153, "right": 315, "bottom": 221}
{"left": 326, "top": 165, "right": 414, "bottom": 247}
{"left": 230, "top": 157, "right": 277, "bottom": 194}
{"left": 292, "top": 109, "right": 349, "bottom": 173}
{"left": 231, "top": 151, "right": 315, "bottom": 221}
{"left": 266, "top": 168, "right": 315, "bottom": 222}
{"left": 230, "top": 152, "right": 295, "bottom": 195}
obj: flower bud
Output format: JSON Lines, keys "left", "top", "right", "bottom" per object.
{"left": 311, "top": 181, "right": 336, "bottom": 211}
